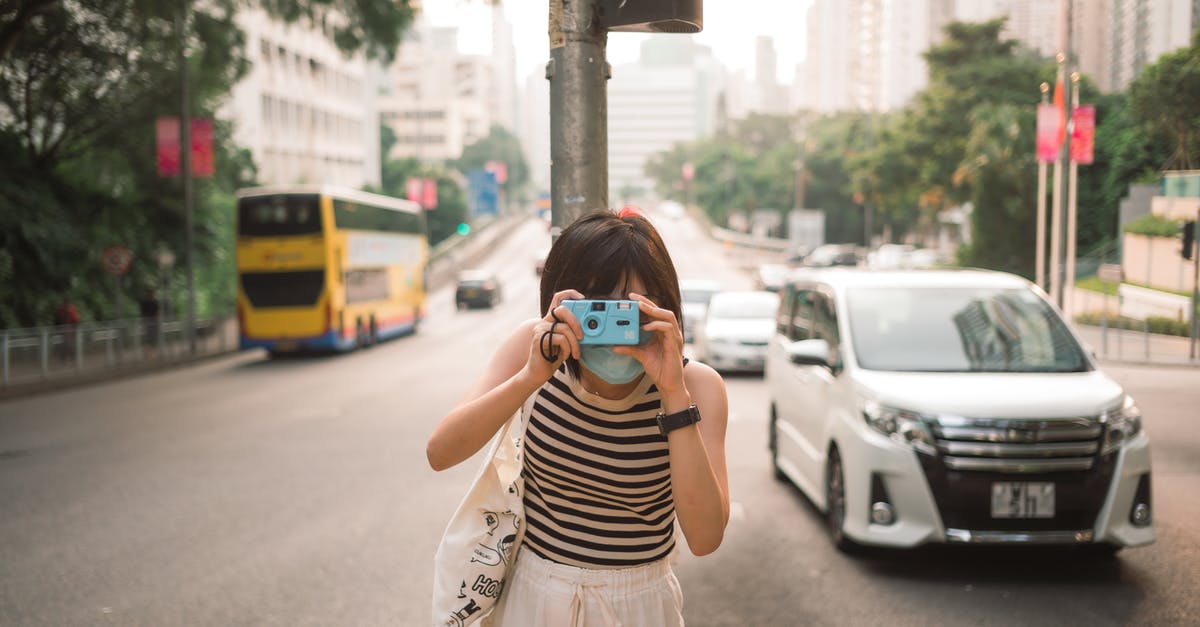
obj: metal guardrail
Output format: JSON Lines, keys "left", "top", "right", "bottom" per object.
{"left": 708, "top": 225, "right": 791, "bottom": 252}
{"left": 1, "top": 315, "right": 236, "bottom": 388}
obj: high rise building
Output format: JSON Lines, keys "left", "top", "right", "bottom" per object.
{"left": 607, "top": 36, "right": 723, "bottom": 201}
{"left": 223, "top": 7, "right": 381, "bottom": 188}
{"left": 379, "top": 8, "right": 518, "bottom": 163}
{"left": 755, "top": 37, "right": 789, "bottom": 114}
{"left": 1111, "top": 0, "right": 1197, "bottom": 90}
{"left": 804, "top": 0, "right": 952, "bottom": 112}
{"left": 804, "top": 0, "right": 1197, "bottom": 114}
{"left": 519, "top": 67, "right": 551, "bottom": 194}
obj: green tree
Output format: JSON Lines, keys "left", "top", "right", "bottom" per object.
{"left": 0, "top": 1, "right": 414, "bottom": 63}
{"left": 0, "top": 1, "right": 416, "bottom": 327}
{"left": 854, "top": 18, "right": 1048, "bottom": 239}
{"left": 644, "top": 113, "right": 801, "bottom": 230}
{"left": 376, "top": 125, "right": 469, "bottom": 246}
{"left": 953, "top": 103, "right": 1036, "bottom": 275}
{"left": 453, "top": 125, "right": 530, "bottom": 206}
{"left": 1127, "top": 28, "right": 1200, "bottom": 170}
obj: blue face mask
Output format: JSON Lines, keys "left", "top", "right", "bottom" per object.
{"left": 579, "top": 345, "right": 645, "bottom": 385}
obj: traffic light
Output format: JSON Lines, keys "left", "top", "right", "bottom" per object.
{"left": 1184, "top": 221, "right": 1196, "bottom": 260}
{"left": 457, "top": 223, "right": 470, "bottom": 237}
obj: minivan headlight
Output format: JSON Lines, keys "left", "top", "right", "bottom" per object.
{"left": 863, "top": 400, "right": 937, "bottom": 454}
{"left": 1101, "top": 395, "right": 1142, "bottom": 455}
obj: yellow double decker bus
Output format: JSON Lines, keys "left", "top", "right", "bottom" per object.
{"left": 235, "top": 186, "right": 427, "bottom": 354}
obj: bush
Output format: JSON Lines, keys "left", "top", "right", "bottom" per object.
{"left": 1074, "top": 312, "right": 1191, "bottom": 337}
{"left": 1122, "top": 214, "right": 1182, "bottom": 237}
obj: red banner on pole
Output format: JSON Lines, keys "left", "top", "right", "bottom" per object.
{"left": 421, "top": 177, "right": 438, "bottom": 210}
{"left": 157, "top": 117, "right": 214, "bottom": 177}
{"left": 485, "top": 160, "right": 508, "bottom": 184}
{"left": 1036, "top": 104, "right": 1060, "bottom": 163}
{"left": 1071, "top": 105, "right": 1095, "bottom": 165}
{"left": 157, "top": 117, "right": 181, "bottom": 176}
{"left": 190, "top": 118, "right": 214, "bottom": 177}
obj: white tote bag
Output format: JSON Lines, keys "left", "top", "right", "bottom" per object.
{"left": 432, "top": 398, "right": 532, "bottom": 627}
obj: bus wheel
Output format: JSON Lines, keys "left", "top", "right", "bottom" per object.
{"left": 355, "top": 319, "right": 365, "bottom": 349}
{"left": 368, "top": 317, "right": 378, "bottom": 346}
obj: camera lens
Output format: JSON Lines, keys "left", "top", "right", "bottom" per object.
{"left": 587, "top": 318, "right": 599, "bottom": 330}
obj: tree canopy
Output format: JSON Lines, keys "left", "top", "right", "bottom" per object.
{"left": 0, "top": 1, "right": 416, "bottom": 327}
{"left": 642, "top": 17, "right": 1186, "bottom": 280}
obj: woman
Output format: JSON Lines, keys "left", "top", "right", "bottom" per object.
{"left": 427, "top": 209, "right": 730, "bottom": 625}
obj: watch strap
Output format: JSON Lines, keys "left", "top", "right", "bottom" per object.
{"left": 656, "top": 403, "right": 701, "bottom": 436}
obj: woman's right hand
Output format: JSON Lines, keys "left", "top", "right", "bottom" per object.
{"left": 525, "top": 289, "right": 584, "bottom": 381}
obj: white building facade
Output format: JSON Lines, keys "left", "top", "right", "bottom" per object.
{"left": 607, "top": 37, "right": 723, "bottom": 201}
{"left": 379, "top": 8, "right": 519, "bottom": 163}
{"left": 223, "top": 8, "right": 380, "bottom": 189}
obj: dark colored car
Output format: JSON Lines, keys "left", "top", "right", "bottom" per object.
{"left": 455, "top": 270, "right": 502, "bottom": 309}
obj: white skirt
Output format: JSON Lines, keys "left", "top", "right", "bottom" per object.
{"left": 485, "top": 550, "right": 685, "bottom": 627}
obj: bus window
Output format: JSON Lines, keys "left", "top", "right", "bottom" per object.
{"left": 238, "top": 194, "right": 322, "bottom": 236}
{"left": 333, "top": 200, "right": 423, "bottom": 234}
{"left": 240, "top": 270, "right": 324, "bottom": 307}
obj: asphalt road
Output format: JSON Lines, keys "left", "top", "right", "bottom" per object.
{"left": 1, "top": 210, "right": 1197, "bottom": 626}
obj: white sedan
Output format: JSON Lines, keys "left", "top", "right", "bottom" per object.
{"left": 693, "top": 290, "right": 780, "bottom": 373}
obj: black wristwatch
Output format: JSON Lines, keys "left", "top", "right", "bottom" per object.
{"left": 656, "top": 404, "right": 701, "bottom": 436}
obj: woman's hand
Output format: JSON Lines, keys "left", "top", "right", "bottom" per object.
{"left": 613, "top": 292, "right": 686, "bottom": 395}
{"left": 524, "top": 289, "right": 585, "bottom": 382}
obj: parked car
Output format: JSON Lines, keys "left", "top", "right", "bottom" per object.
{"left": 679, "top": 278, "right": 722, "bottom": 343}
{"left": 804, "top": 244, "right": 860, "bottom": 268}
{"left": 534, "top": 248, "right": 549, "bottom": 276}
{"left": 765, "top": 269, "right": 1154, "bottom": 553}
{"left": 755, "top": 263, "right": 791, "bottom": 292}
{"left": 455, "top": 270, "right": 503, "bottom": 309}
{"left": 693, "top": 290, "right": 780, "bottom": 373}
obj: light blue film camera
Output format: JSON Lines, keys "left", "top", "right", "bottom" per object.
{"left": 563, "top": 299, "right": 641, "bottom": 345}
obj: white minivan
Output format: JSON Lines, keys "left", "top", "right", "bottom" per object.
{"left": 765, "top": 269, "right": 1154, "bottom": 552}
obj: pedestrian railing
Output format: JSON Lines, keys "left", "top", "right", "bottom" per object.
{"left": 1, "top": 315, "right": 237, "bottom": 388}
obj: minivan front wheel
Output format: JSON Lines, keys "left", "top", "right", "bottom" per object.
{"left": 826, "top": 448, "right": 857, "bottom": 552}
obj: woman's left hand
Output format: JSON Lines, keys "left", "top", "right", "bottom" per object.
{"left": 612, "top": 292, "right": 686, "bottom": 395}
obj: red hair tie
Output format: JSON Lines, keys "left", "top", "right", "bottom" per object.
{"left": 618, "top": 205, "right": 641, "bottom": 218}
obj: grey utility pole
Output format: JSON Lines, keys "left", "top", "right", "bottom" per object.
{"left": 546, "top": 0, "right": 702, "bottom": 234}
{"left": 547, "top": 0, "right": 610, "bottom": 232}
{"left": 1054, "top": 0, "right": 1073, "bottom": 311}
{"left": 178, "top": 2, "right": 197, "bottom": 354}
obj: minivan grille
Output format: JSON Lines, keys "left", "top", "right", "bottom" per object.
{"left": 932, "top": 417, "right": 1102, "bottom": 473}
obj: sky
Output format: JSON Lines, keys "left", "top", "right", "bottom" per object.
{"left": 422, "top": 0, "right": 814, "bottom": 83}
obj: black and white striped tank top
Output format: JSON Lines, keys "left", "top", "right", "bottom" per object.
{"left": 521, "top": 366, "right": 675, "bottom": 569}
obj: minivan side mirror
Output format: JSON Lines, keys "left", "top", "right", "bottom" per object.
{"left": 785, "top": 338, "right": 832, "bottom": 368}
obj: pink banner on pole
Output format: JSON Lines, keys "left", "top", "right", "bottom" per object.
{"left": 406, "top": 178, "right": 422, "bottom": 203}
{"left": 421, "top": 177, "right": 438, "bottom": 209}
{"left": 190, "top": 118, "right": 214, "bottom": 178}
{"left": 157, "top": 117, "right": 181, "bottom": 176}
{"left": 1036, "top": 103, "right": 1060, "bottom": 163}
{"left": 1071, "top": 105, "right": 1095, "bottom": 165}
{"left": 157, "top": 117, "right": 214, "bottom": 177}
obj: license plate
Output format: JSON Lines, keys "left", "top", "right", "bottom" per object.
{"left": 463, "top": 288, "right": 478, "bottom": 297}
{"left": 991, "top": 482, "right": 1055, "bottom": 518}
{"left": 274, "top": 341, "right": 298, "bottom": 351}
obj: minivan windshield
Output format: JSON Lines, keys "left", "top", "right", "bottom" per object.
{"left": 846, "top": 286, "right": 1090, "bottom": 373}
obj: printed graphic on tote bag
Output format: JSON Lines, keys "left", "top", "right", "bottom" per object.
{"left": 443, "top": 508, "right": 521, "bottom": 626}
{"left": 469, "top": 509, "right": 519, "bottom": 567}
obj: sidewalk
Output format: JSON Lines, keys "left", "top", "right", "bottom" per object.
{"left": 1073, "top": 324, "right": 1200, "bottom": 368}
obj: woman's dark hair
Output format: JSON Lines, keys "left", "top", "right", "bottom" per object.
{"left": 539, "top": 210, "right": 683, "bottom": 380}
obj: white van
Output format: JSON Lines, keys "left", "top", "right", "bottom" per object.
{"left": 765, "top": 268, "right": 1154, "bottom": 552}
